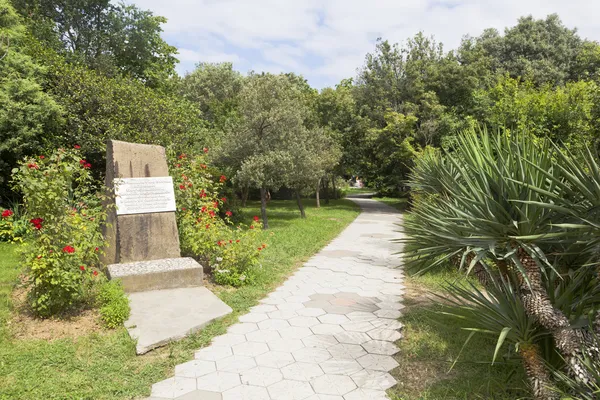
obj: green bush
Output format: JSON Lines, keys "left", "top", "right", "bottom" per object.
{"left": 171, "top": 151, "right": 263, "bottom": 287}
{"left": 97, "top": 280, "right": 130, "bottom": 329}
{"left": 12, "top": 147, "right": 107, "bottom": 316}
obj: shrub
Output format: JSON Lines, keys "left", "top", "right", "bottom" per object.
{"left": 171, "top": 151, "right": 263, "bottom": 287}
{"left": 97, "top": 280, "right": 130, "bottom": 329}
{"left": 12, "top": 146, "right": 107, "bottom": 316}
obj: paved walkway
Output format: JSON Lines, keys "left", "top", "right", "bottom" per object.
{"left": 148, "top": 198, "right": 405, "bottom": 400}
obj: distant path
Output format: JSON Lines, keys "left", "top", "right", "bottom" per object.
{"left": 148, "top": 197, "right": 405, "bottom": 400}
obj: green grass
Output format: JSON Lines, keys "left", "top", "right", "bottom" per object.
{"left": 345, "top": 187, "right": 373, "bottom": 195}
{"left": 0, "top": 199, "right": 360, "bottom": 400}
{"left": 388, "top": 269, "right": 529, "bottom": 400}
{"left": 373, "top": 196, "right": 408, "bottom": 211}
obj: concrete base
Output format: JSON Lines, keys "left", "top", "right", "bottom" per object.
{"left": 107, "top": 257, "right": 203, "bottom": 292}
{"left": 126, "top": 287, "right": 232, "bottom": 354}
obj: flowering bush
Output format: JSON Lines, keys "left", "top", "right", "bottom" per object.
{"left": 171, "top": 151, "right": 263, "bottom": 287}
{"left": 0, "top": 208, "right": 15, "bottom": 241}
{"left": 12, "top": 147, "right": 107, "bottom": 316}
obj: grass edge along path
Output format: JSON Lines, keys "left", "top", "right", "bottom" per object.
{"left": 387, "top": 269, "right": 529, "bottom": 400}
{"left": 0, "top": 199, "right": 360, "bottom": 400}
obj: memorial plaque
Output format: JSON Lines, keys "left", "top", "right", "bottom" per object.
{"left": 114, "top": 177, "right": 176, "bottom": 215}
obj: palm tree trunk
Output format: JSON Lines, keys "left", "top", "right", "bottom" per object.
{"left": 517, "top": 248, "right": 591, "bottom": 384}
{"left": 260, "top": 187, "right": 269, "bottom": 229}
{"left": 519, "top": 343, "right": 558, "bottom": 400}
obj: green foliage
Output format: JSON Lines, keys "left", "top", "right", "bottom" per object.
{"left": 171, "top": 152, "right": 263, "bottom": 287}
{"left": 97, "top": 280, "right": 130, "bottom": 329}
{"left": 12, "top": 147, "right": 107, "bottom": 316}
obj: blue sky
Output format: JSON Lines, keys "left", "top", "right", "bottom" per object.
{"left": 131, "top": 0, "right": 600, "bottom": 89}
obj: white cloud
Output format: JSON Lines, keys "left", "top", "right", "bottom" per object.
{"left": 131, "top": 0, "right": 600, "bottom": 88}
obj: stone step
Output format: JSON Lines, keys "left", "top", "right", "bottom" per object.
{"left": 107, "top": 257, "right": 203, "bottom": 292}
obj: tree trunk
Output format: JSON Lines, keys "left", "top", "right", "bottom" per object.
{"left": 519, "top": 343, "right": 559, "bottom": 400}
{"left": 296, "top": 189, "right": 306, "bottom": 218}
{"left": 324, "top": 175, "right": 330, "bottom": 205}
{"left": 315, "top": 178, "right": 321, "bottom": 208}
{"left": 241, "top": 184, "right": 249, "bottom": 208}
{"left": 260, "top": 187, "right": 269, "bottom": 229}
{"left": 517, "top": 248, "right": 591, "bottom": 384}
{"left": 331, "top": 175, "right": 336, "bottom": 199}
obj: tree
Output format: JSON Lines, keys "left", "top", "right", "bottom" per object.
{"left": 223, "top": 73, "right": 308, "bottom": 228}
{"left": 0, "top": 0, "right": 63, "bottom": 199}
{"left": 13, "top": 0, "right": 178, "bottom": 88}
{"left": 179, "top": 62, "right": 243, "bottom": 131}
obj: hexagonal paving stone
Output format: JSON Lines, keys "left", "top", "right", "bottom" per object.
{"left": 374, "top": 309, "right": 402, "bottom": 319}
{"left": 319, "top": 359, "right": 362, "bottom": 375}
{"left": 369, "top": 319, "right": 403, "bottom": 330}
{"left": 173, "top": 390, "right": 222, "bottom": 400}
{"left": 279, "top": 326, "right": 313, "bottom": 340}
{"left": 311, "top": 374, "right": 357, "bottom": 396}
{"left": 267, "top": 379, "right": 315, "bottom": 400}
{"left": 175, "top": 359, "right": 216, "bottom": 378}
{"left": 241, "top": 366, "right": 283, "bottom": 387}
{"left": 366, "top": 328, "right": 402, "bottom": 342}
{"left": 286, "top": 295, "right": 312, "bottom": 303}
{"left": 362, "top": 340, "right": 399, "bottom": 356}
{"left": 317, "top": 314, "right": 349, "bottom": 325}
{"left": 268, "top": 337, "right": 305, "bottom": 352}
{"left": 311, "top": 324, "right": 344, "bottom": 335}
{"left": 346, "top": 312, "right": 377, "bottom": 322}
{"left": 343, "top": 388, "right": 388, "bottom": 400}
{"left": 302, "top": 335, "right": 338, "bottom": 349}
{"left": 232, "top": 341, "right": 270, "bottom": 357}
{"left": 216, "top": 355, "right": 257, "bottom": 373}
{"left": 340, "top": 321, "right": 374, "bottom": 333}
{"left": 292, "top": 347, "right": 332, "bottom": 363}
{"left": 304, "top": 395, "right": 343, "bottom": 400}
{"left": 351, "top": 369, "right": 397, "bottom": 390}
{"left": 334, "top": 331, "right": 371, "bottom": 345}
{"left": 277, "top": 302, "right": 304, "bottom": 311}
{"left": 151, "top": 377, "right": 197, "bottom": 399}
{"left": 196, "top": 371, "right": 241, "bottom": 392}
{"left": 227, "top": 323, "right": 258, "bottom": 335}
{"left": 211, "top": 333, "right": 247, "bottom": 347}
{"left": 289, "top": 316, "right": 320, "bottom": 327}
{"left": 297, "top": 308, "right": 326, "bottom": 317}
{"left": 255, "top": 351, "right": 295, "bottom": 368}
{"left": 258, "top": 319, "right": 290, "bottom": 331}
{"left": 222, "top": 384, "right": 270, "bottom": 400}
{"left": 250, "top": 304, "right": 277, "bottom": 313}
{"left": 246, "top": 329, "right": 281, "bottom": 344}
{"left": 356, "top": 354, "right": 399, "bottom": 372}
{"left": 239, "top": 313, "right": 269, "bottom": 323}
{"left": 195, "top": 346, "right": 233, "bottom": 361}
{"left": 268, "top": 309, "right": 300, "bottom": 319}
{"left": 281, "top": 362, "right": 324, "bottom": 381}
{"left": 327, "top": 343, "right": 366, "bottom": 360}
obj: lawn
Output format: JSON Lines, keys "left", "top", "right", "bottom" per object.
{"left": 0, "top": 199, "right": 360, "bottom": 400}
{"left": 387, "top": 269, "right": 529, "bottom": 400}
{"left": 372, "top": 196, "right": 409, "bottom": 211}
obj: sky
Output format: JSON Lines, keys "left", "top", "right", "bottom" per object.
{"left": 131, "top": 0, "right": 600, "bottom": 89}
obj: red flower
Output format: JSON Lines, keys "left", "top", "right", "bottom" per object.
{"left": 27, "top": 163, "right": 39, "bottom": 169}
{"left": 79, "top": 159, "right": 91, "bottom": 169}
{"left": 203, "top": 147, "right": 209, "bottom": 153}
{"left": 30, "top": 218, "right": 43, "bottom": 230}
{"left": 74, "top": 144, "right": 81, "bottom": 149}
{"left": 201, "top": 206, "right": 207, "bottom": 213}
{"left": 79, "top": 265, "right": 85, "bottom": 271}
{"left": 36, "top": 255, "right": 42, "bottom": 259}
{"left": 213, "top": 201, "right": 219, "bottom": 208}
{"left": 181, "top": 207, "right": 187, "bottom": 211}
{"left": 208, "top": 210, "right": 216, "bottom": 218}
{"left": 253, "top": 216, "right": 260, "bottom": 222}
{"left": 187, "top": 182, "right": 193, "bottom": 187}
{"left": 93, "top": 270, "right": 98, "bottom": 277}
{"left": 94, "top": 247, "right": 99, "bottom": 252}
{"left": 39, "top": 155, "right": 45, "bottom": 159}
{"left": 219, "top": 175, "right": 227, "bottom": 182}
{"left": 221, "top": 197, "right": 226, "bottom": 203}
{"left": 176, "top": 163, "right": 181, "bottom": 168}
{"left": 1, "top": 209, "right": 13, "bottom": 218}
{"left": 200, "top": 190, "right": 207, "bottom": 198}
{"left": 250, "top": 225, "right": 254, "bottom": 229}
{"left": 258, "top": 247, "right": 262, "bottom": 251}
{"left": 62, "top": 245, "right": 75, "bottom": 254}
{"left": 178, "top": 154, "right": 186, "bottom": 159}
{"left": 179, "top": 184, "right": 186, "bottom": 190}
{"left": 217, "top": 240, "right": 224, "bottom": 246}
{"left": 225, "top": 210, "right": 232, "bottom": 217}
{"left": 229, "top": 240, "right": 233, "bottom": 243}
{"left": 201, "top": 164, "right": 207, "bottom": 169}
{"left": 236, "top": 239, "right": 240, "bottom": 243}
{"left": 205, "top": 224, "right": 210, "bottom": 229}
{"left": 182, "top": 174, "right": 188, "bottom": 180}
{"left": 262, "top": 244, "right": 267, "bottom": 249}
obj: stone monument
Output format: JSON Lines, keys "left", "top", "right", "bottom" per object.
{"left": 103, "top": 140, "right": 232, "bottom": 353}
